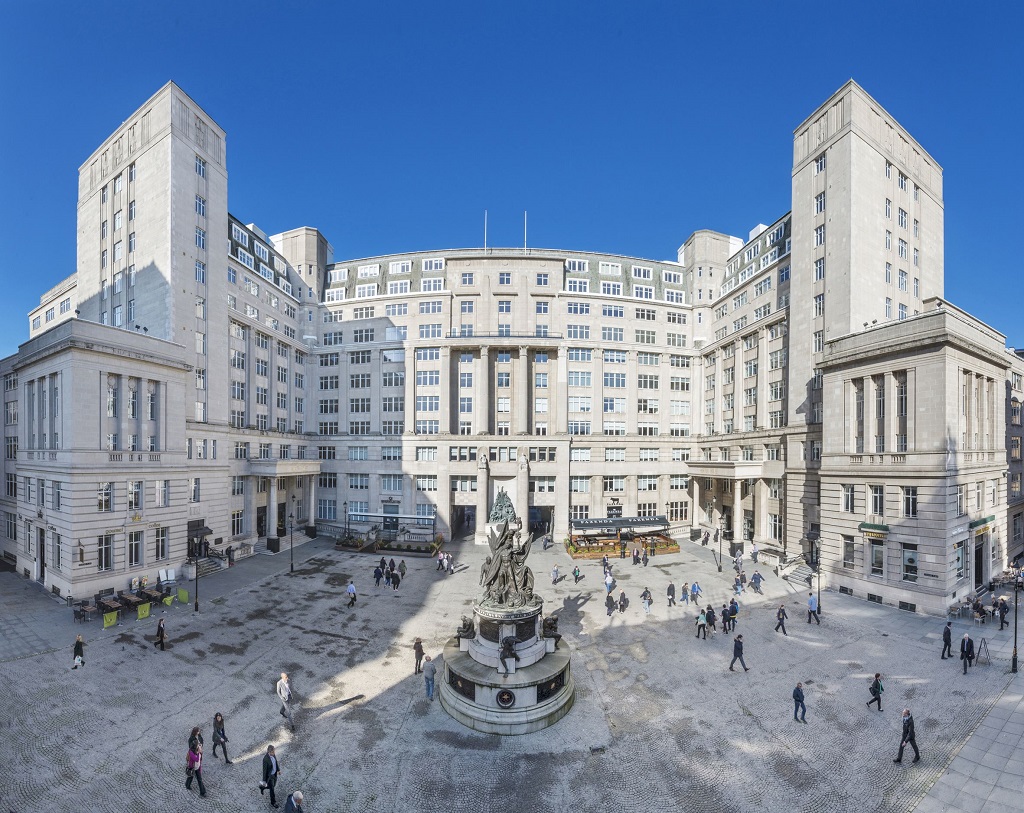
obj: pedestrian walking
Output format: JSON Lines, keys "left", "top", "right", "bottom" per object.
{"left": 391, "top": 570, "right": 401, "bottom": 591}
{"left": 641, "top": 550, "right": 649, "bottom": 567}
{"left": 413, "top": 638, "right": 424, "bottom": 674}
{"left": 398, "top": 559, "right": 407, "bottom": 580}
{"left": 960, "top": 633, "right": 975, "bottom": 674}
{"left": 667, "top": 581, "right": 676, "bottom": 607}
{"left": 775, "top": 604, "right": 789, "bottom": 635}
{"left": 695, "top": 609, "right": 707, "bottom": 639}
{"left": 734, "top": 553, "right": 743, "bottom": 573}
{"left": 691, "top": 581, "right": 702, "bottom": 603}
{"left": 346, "top": 580, "right": 357, "bottom": 607}
{"left": 632, "top": 547, "right": 641, "bottom": 565}
{"left": 701, "top": 530, "right": 709, "bottom": 547}
{"left": 999, "top": 598, "right": 1009, "bottom": 630}
{"left": 940, "top": 622, "right": 952, "bottom": 659}
{"left": 733, "top": 574, "right": 743, "bottom": 596}
{"left": 379, "top": 556, "right": 387, "bottom": 571}
{"left": 793, "top": 682, "right": 807, "bottom": 722}
{"left": 740, "top": 571, "right": 748, "bottom": 592}
{"left": 186, "top": 741, "right": 206, "bottom": 797}
{"left": 447, "top": 553, "right": 455, "bottom": 574}
{"left": 750, "top": 570, "right": 764, "bottom": 594}
{"left": 437, "top": 551, "right": 445, "bottom": 571}
{"left": 277, "top": 672, "right": 295, "bottom": 731}
{"left": 384, "top": 568, "right": 393, "bottom": 588}
{"left": 729, "top": 634, "right": 749, "bottom": 672}
{"left": 72, "top": 634, "right": 85, "bottom": 669}
{"left": 618, "top": 590, "right": 628, "bottom": 614}
{"left": 551, "top": 565, "right": 560, "bottom": 585}
{"left": 422, "top": 655, "right": 437, "bottom": 700}
{"left": 373, "top": 566, "right": 383, "bottom": 587}
{"left": 212, "top": 712, "right": 233, "bottom": 763}
{"left": 807, "top": 592, "right": 821, "bottom": 624}
{"left": 188, "top": 726, "right": 204, "bottom": 753}
{"left": 681, "top": 582, "right": 690, "bottom": 606}
{"left": 573, "top": 565, "right": 581, "bottom": 585}
{"left": 154, "top": 618, "right": 166, "bottom": 651}
{"left": 729, "top": 598, "right": 740, "bottom": 629}
{"left": 751, "top": 542, "right": 759, "bottom": 563}
{"left": 866, "top": 673, "right": 884, "bottom": 711}
{"left": 705, "top": 605, "right": 717, "bottom": 638}
{"left": 605, "top": 593, "right": 616, "bottom": 617}
{"left": 284, "top": 790, "right": 305, "bottom": 813}
{"left": 605, "top": 572, "right": 614, "bottom": 593}
{"left": 640, "top": 587, "right": 653, "bottom": 615}
{"left": 893, "top": 709, "right": 920, "bottom": 763}
{"left": 721, "top": 604, "right": 732, "bottom": 633}
{"left": 260, "top": 744, "right": 281, "bottom": 807}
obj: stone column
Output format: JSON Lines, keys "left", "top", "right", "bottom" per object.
{"left": 268, "top": 477, "right": 279, "bottom": 541}
{"left": 754, "top": 478, "right": 768, "bottom": 542}
{"left": 731, "top": 482, "right": 743, "bottom": 553}
{"left": 306, "top": 474, "right": 316, "bottom": 533}
{"left": 691, "top": 475, "right": 702, "bottom": 536}
{"left": 883, "top": 372, "right": 897, "bottom": 454}
{"left": 714, "top": 352, "right": 724, "bottom": 435}
{"left": 863, "top": 376, "right": 877, "bottom": 454}
{"left": 440, "top": 346, "right": 452, "bottom": 434}
{"left": 516, "top": 453, "right": 530, "bottom": 522}
{"left": 475, "top": 453, "right": 490, "bottom": 543}
{"left": 477, "top": 346, "right": 490, "bottom": 435}
{"left": 517, "top": 346, "right": 530, "bottom": 434}
{"left": 757, "top": 329, "right": 769, "bottom": 430}
{"left": 245, "top": 476, "right": 257, "bottom": 541}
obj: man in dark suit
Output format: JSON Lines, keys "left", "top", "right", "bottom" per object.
{"left": 284, "top": 790, "right": 304, "bottom": 812}
{"left": 261, "top": 744, "right": 282, "bottom": 808}
{"left": 960, "top": 633, "right": 975, "bottom": 674}
{"left": 940, "top": 622, "right": 952, "bottom": 659}
{"left": 893, "top": 709, "right": 920, "bottom": 763}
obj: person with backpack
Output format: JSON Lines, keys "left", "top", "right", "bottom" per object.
{"left": 695, "top": 609, "right": 707, "bottom": 639}
{"left": 775, "top": 604, "right": 789, "bottom": 635}
{"left": 866, "top": 673, "right": 884, "bottom": 711}
{"left": 572, "top": 565, "right": 581, "bottom": 585}
{"left": 640, "top": 587, "right": 653, "bottom": 615}
{"left": 705, "top": 605, "right": 717, "bottom": 638}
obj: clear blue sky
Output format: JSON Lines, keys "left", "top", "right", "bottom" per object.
{"left": 2, "top": 1, "right": 1021, "bottom": 357}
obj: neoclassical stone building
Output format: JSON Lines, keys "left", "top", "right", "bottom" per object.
{"left": 1, "top": 80, "right": 1021, "bottom": 614}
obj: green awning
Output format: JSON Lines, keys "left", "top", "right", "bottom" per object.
{"left": 858, "top": 522, "right": 890, "bottom": 533}
{"left": 969, "top": 515, "right": 995, "bottom": 529}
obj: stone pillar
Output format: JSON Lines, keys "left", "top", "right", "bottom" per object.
{"left": 731, "top": 483, "right": 743, "bottom": 553}
{"left": 268, "top": 477, "right": 279, "bottom": 541}
{"left": 516, "top": 453, "right": 530, "bottom": 522}
{"left": 306, "top": 474, "right": 316, "bottom": 534}
{"left": 691, "top": 475, "right": 702, "bottom": 537}
{"left": 713, "top": 352, "right": 724, "bottom": 435}
{"left": 863, "top": 376, "right": 877, "bottom": 454}
{"left": 477, "top": 346, "right": 490, "bottom": 435}
{"left": 754, "top": 478, "right": 768, "bottom": 542}
{"left": 245, "top": 476, "right": 257, "bottom": 541}
{"left": 440, "top": 346, "right": 452, "bottom": 434}
{"left": 757, "top": 328, "right": 769, "bottom": 430}
{"left": 476, "top": 453, "right": 490, "bottom": 543}
{"left": 883, "top": 372, "right": 897, "bottom": 454}
{"left": 516, "top": 347, "right": 530, "bottom": 434}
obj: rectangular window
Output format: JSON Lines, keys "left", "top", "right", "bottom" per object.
{"left": 870, "top": 540, "right": 884, "bottom": 577}
{"left": 871, "top": 485, "right": 884, "bottom": 516}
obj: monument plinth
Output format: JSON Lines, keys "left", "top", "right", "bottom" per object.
{"left": 438, "top": 492, "right": 574, "bottom": 734}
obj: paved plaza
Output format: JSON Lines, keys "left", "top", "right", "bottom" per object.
{"left": 0, "top": 535, "right": 1021, "bottom": 812}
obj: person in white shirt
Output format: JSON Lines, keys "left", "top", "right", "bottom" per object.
{"left": 276, "top": 672, "right": 295, "bottom": 731}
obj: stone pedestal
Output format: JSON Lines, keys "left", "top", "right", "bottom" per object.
{"left": 439, "top": 596, "right": 574, "bottom": 735}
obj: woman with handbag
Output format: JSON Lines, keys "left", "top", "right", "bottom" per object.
{"left": 185, "top": 742, "right": 206, "bottom": 797}
{"left": 212, "top": 712, "right": 232, "bottom": 764}
{"left": 72, "top": 634, "right": 85, "bottom": 669}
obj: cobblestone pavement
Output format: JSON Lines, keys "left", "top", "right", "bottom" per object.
{"left": 0, "top": 536, "right": 1019, "bottom": 813}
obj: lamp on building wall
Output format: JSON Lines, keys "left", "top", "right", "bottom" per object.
{"left": 343, "top": 501, "right": 349, "bottom": 539}
{"left": 816, "top": 538, "right": 823, "bottom": 615}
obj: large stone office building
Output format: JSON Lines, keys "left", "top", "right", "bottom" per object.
{"left": 1, "top": 80, "right": 1021, "bottom": 615}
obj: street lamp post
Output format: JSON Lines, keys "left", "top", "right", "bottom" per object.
{"left": 288, "top": 510, "right": 295, "bottom": 573}
{"left": 343, "top": 500, "right": 348, "bottom": 539}
{"left": 1013, "top": 566, "right": 1020, "bottom": 674}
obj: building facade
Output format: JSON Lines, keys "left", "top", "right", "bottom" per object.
{"left": 1, "top": 80, "right": 1021, "bottom": 614}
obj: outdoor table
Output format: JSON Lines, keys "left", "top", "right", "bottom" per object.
{"left": 141, "top": 589, "right": 162, "bottom": 603}
{"left": 81, "top": 604, "right": 97, "bottom": 621}
{"left": 119, "top": 594, "right": 142, "bottom": 609}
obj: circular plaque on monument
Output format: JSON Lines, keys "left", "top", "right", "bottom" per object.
{"left": 496, "top": 689, "right": 516, "bottom": 709}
